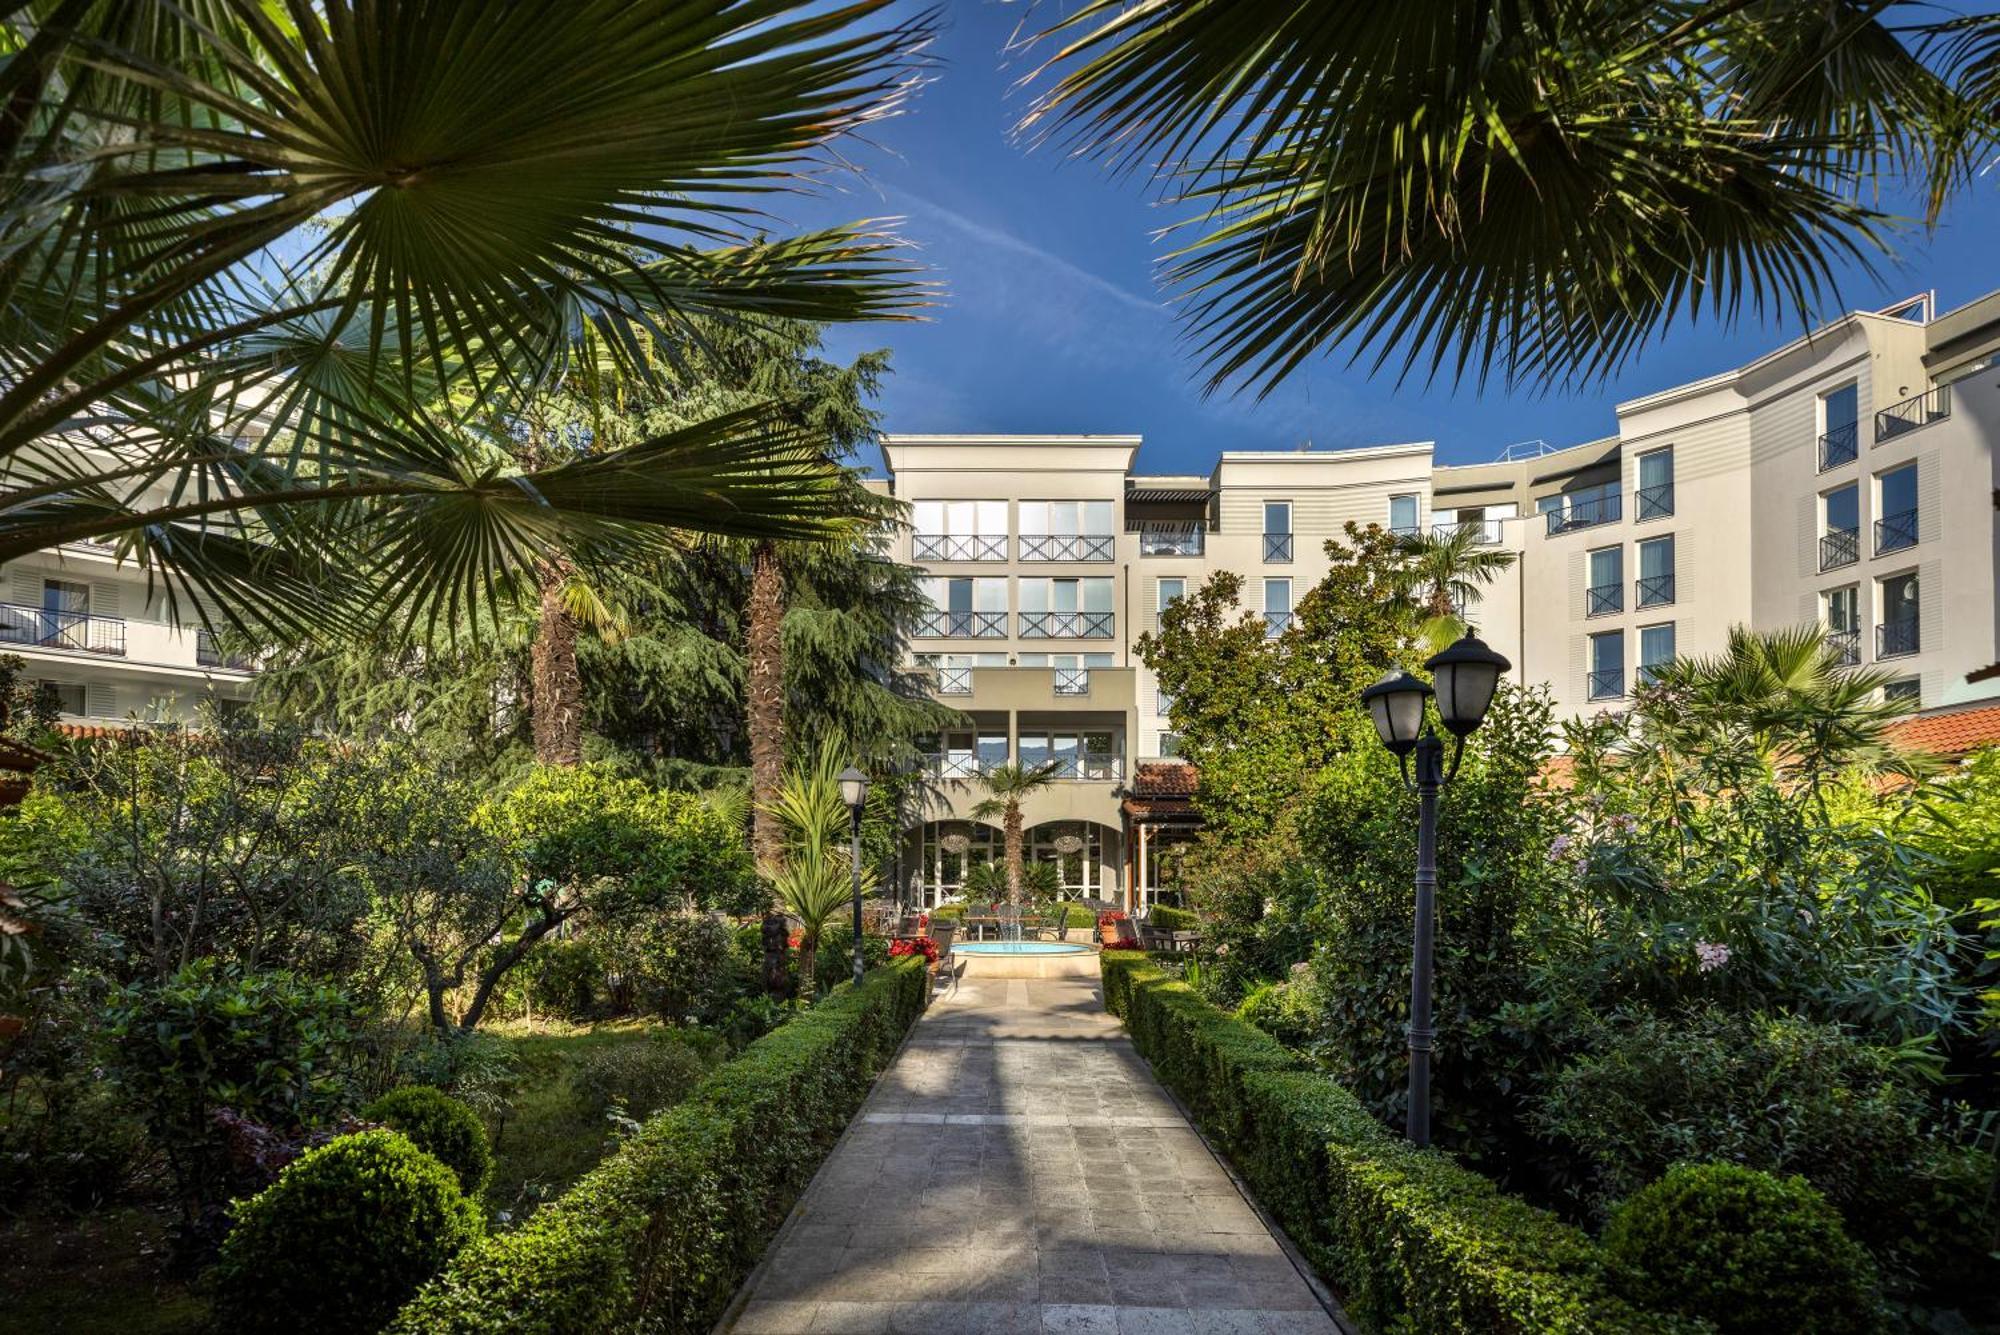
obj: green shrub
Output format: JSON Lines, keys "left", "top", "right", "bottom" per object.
{"left": 363, "top": 1086, "right": 493, "bottom": 1197}
{"left": 1235, "top": 980, "right": 1317, "bottom": 1049}
{"left": 569, "top": 1034, "right": 708, "bottom": 1119}
{"left": 1148, "top": 904, "right": 1200, "bottom": 931}
{"left": 521, "top": 939, "right": 604, "bottom": 1020}
{"left": 1603, "top": 1164, "right": 1879, "bottom": 1335}
{"left": 1101, "top": 953, "right": 1673, "bottom": 1334}
{"left": 1536, "top": 1008, "right": 1996, "bottom": 1295}
{"left": 391, "top": 957, "right": 926, "bottom": 1334}
{"left": 215, "top": 1129, "right": 483, "bottom": 1335}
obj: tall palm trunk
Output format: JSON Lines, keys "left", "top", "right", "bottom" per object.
{"left": 1003, "top": 800, "right": 1023, "bottom": 909}
{"left": 747, "top": 539, "right": 789, "bottom": 994}
{"left": 531, "top": 556, "right": 584, "bottom": 766}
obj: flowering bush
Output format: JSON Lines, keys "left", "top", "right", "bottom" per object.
{"left": 888, "top": 936, "right": 939, "bottom": 965}
{"left": 1096, "top": 911, "right": 1128, "bottom": 926}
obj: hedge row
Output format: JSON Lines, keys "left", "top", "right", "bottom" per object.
{"left": 1098, "top": 953, "right": 1690, "bottom": 1335}
{"left": 390, "top": 957, "right": 928, "bottom": 1335}
{"left": 1146, "top": 904, "right": 1201, "bottom": 931}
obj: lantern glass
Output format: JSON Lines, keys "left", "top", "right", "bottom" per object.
{"left": 1424, "top": 634, "right": 1512, "bottom": 736}
{"left": 837, "top": 765, "right": 870, "bottom": 812}
{"left": 1361, "top": 672, "right": 1432, "bottom": 754}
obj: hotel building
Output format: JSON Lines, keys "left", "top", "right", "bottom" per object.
{"left": 879, "top": 290, "right": 2000, "bottom": 909}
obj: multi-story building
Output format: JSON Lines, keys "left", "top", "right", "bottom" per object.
{"left": 0, "top": 539, "right": 255, "bottom": 727}
{"left": 880, "top": 289, "right": 2000, "bottom": 910}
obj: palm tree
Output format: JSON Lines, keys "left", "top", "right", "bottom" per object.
{"left": 1019, "top": 3, "right": 1980, "bottom": 394}
{"left": 971, "top": 762, "right": 1063, "bottom": 909}
{"left": 762, "top": 746, "right": 875, "bottom": 995}
{"left": 1391, "top": 527, "right": 1518, "bottom": 651}
{"left": 0, "top": 1, "right": 934, "bottom": 636}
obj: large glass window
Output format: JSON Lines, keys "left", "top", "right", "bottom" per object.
{"left": 1875, "top": 463, "right": 1918, "bottom": 553}
{"left": 1819, "top": 382, "right": 1860, "bottom": 469}
{"left": 910, "top": 501, "right": 1009, "bottom": 561}
{"left": 1587, "top": 546, "right": 1623, "bottom": 617}
{"left": 1638, "top": 623, "right": 1675, "bottom": 683}
{"left": 1823, "top": 585, "right": 1861, "bottom": 665}
{"left": 1820, "top": 483, "right": 1860, "bottom": 570}
{"left": 1019, "top": 499, "right": 1114, "bottom": 536}
{"left": 1263, "top": 500, "right": 1294, "bottom": 562}
{"left": 1879, "top": 571, "right": 1920, "bottom": 657}
{"left": 1019, "top": 577, "right": 1114, "bottom": 637}
{"left": 1588, "top": 631, "right": 1624, "bottom": 700}
{"left": 1636, "top": 535, "right": 1674, "bottom": 607}
{"left": 1388, "top": 494, "right": 1419, "bottom": 534}
{"left": 1158, "top": 576, "right": 1185, "bottom": 607}
{"left": 1263, "top": 577, "right": 1292, "bottom": 637}
{"left": 1636, "top": 448, "right": 1674, "bottom": 520}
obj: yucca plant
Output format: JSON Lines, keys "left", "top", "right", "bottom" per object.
{"left": 0, "top": 0, "right": 935, "bottom": 637}
{"left": 761, "top": 745, "right": 875, "bottom": 994}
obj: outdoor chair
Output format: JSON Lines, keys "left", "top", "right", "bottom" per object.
{"left": 928, "top": 923, "right": 962, "bottom": 996}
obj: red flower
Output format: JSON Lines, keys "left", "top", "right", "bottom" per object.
{"left": 889, "top": 936, "right": 940, "bottom": 964}
{"left": 1096, "top": 910, "right": 1129, "bottom": 926}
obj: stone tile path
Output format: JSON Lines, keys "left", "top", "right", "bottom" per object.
{"left": 724, "top": 972, "right": 1342, "bottom": 1335}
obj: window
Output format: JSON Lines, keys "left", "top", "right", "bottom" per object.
{"left": 1587, "top": 546, "right": 1623, "bottom": 617}
{"left": 1875, "top": 463, "right": 1918, "bottom": 554}
{"left": 1020, "top": 500, "right": 1115, "bottom": 561}
{"left": 928, "top": 728, "right": 1009, "bottom": 778}
{"left": 40, "top": 680, "right": 83, "bottom": 716}
{"left": 1819, "top": 382, "right": 1859, "bottom": 469}
{"left": 1884, "top": 678, "right": 1921, "bottom": 704}
{"left": 1588, "top": 631, "right": 1624, "bottom": 700}
{"left": 1820, "top": 484, "right": 1860, "bottom": 570}
{"left": 1636, "top": 448, "right": 1674, "bottom": 520}
{"left": 1019, "top": 577, "right": 1114, "bottom": 637}
{"left": 1878, "top": 571, "right": 1920, "bottom": 657}
{"left": 1638, "top": 624, "right": 1675, "bottom": 683}
{"left": 1263, "top": 578, "right": 1292, "bottom": 637}
{"left": 1158, "top": 577, "right": 1186, "bottom": 610}
{"left": 1388, "top": 494, "right": 1419, "bottom": 535}
{"left": 911, "top": 500, "right": 1008, "bottom": 561}
{"left": 1156, "top": 686, "right": 1175, "bottom": 717}
{"left": 1636, "top": 535, "right": 1674, "bottom": 607}
{"left": 1823, "top": 586, "right": 1861, "bottom": 666}
{"left": 1157, "top": 732, "right": 1184, "bottom": 759}
{"left": 919, "top": 577, "right": 1007, "bottom": 637}
{"left": 1544, "top": 480, "right": 1621, "bottom": 534}
{"left": 1019, "top": 729, "right": 1119, "bottom": 780}
{"left": 1263, "top": 500, "right": 1293, "bottom": 562}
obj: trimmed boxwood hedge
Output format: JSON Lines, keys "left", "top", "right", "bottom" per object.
{"left": 1146, "top": 904, "right": 1201, "bottom": 931}
{"left": 390, "top": 957, "right": 927, "bottom": 1335}
{"left": 1098, "top": 952, "right": 1691, "bottom": 1335}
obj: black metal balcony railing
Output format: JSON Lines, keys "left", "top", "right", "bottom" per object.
{"left": 1263, "top": 611, "right": 1294, "bottom": 638}
{"left": 1546, "top": 491, "right": 1622, "bottom": 535}
{"left": 1586, "top": 584, "right": 1623, "bottom": 617}
{"left": 1586, "top": 668, "right": 1624, "bottom": 700}
{"left": 1263, "top": 532, "right": 1294, "bottom": 562}
{"left": 1053, "top": 668, "right": 1090, "bottom": 696}
{"left": 1819, "top": 527, "right": 1859, "bottom": 571}
{"left": 196, "top": 628, "right": 252, "bottom": 670}
{"left": 0, "top": 604, "right": 126, "bottom": 656}
{"left": 1875, "top": 385, "right": 1950, "bottom": 442}
{"left": 1040, "top": 752, "right": 1123, "bottom": 781}
{"left": 1018, "top": 534, "right": 1115, "bottom": 562}
{"left": 933, "top": 667, "right": 973, "bottom": 695}
{"left": 912, "top": 534, "right": 1007, "bottom": 562}
{"left": 1635, "top": 483, "right": 1674, "bottom": 521}
{"left": 1138, "top": 523, "right": 1205, "bottom": 556}
{"left": 1635, "top": 573, "right": 1675, "bottom": 608}
{"left": 1824, "top": 628, "right": 1860, "bottom": 667}
{"left": 1019, "top": 611, "right": 1115, "bottom": 639}
{"left": 1874, "top": 509, "right": 1918, "bottom": 555}
{"left": 1817, "top": 422, "right": 1859, "bottom": 471}
{"left": 916, "top": 610, "right": 1008, "bottom": 638}
{"left": 1878, "top": 618, "right": 1921, "bottom": 659}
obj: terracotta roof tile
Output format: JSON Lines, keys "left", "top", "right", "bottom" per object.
{"left": 1132, "top": 760, "right": 1197, "bottom": 798}
{"left": 1888, "top": 703, "right": 2000, "bottom": 759}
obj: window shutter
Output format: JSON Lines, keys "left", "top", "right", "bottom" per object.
{"left": 89, "top": 579, "right": 121, "bottom": 619}
{"left": 85, "top": 682, "right": 117, "bottom": 719}
{"left": 9, "top": 569, "right": 41, "bottom": 608}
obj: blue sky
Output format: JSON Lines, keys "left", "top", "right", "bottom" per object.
{"left": 783, "top": 2, "right": 2000, "bottom": 472}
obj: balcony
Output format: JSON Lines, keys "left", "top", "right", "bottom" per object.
{"left": 1586, "top": 668, "right": 1624, "bottom": 700}
{"left": 1036, "top": 751, "right": 1123, "bottom": 781}
{"left": 916, "top": 610, "right": 1007, "bottom": 638}
{"left": 1137, "top": 522, "right": 1204, "bottom": 557}
{"left": 1263, "top": 533, "right": 1294, "bottom": 562}
{"left": 1819, "top": 527, "right": 1859, "bottom": 571}
{"left": 912, "top": 534, "right": 1007, "bottom": 562}
{"left": 922, "top": 753, "right": 999, "bottom": 780}
{"left": 1586, "top": 584, "right": 1622, "bottom": 617}
{"left": 196, "top": 629, "right": 252, "bottom": 670}
{"left": 933, "top": 667, "right": 973, "bottom": 695}
{"left": 1053, "top": 667, "right": 1091, "bottom": 697}
{"left": 1635, "top": 483, "right": 1674, "bottom": 521}
{"left": 1874, "top": 509, "right": 1918, "bottom": 556}
{"left": 1019, "top": 534, "right": 1114, "bottom": 562}
{"left": 1545, "top": 491, "right": 1622, "bottom": 535}
{"left": 1875, "top": 386, "right": 1950, "bottom": 442}
{"left": 1817, "top": 422, "right": 1859, "bottom": 471}
{"left": 1824, "top": 628, "right": 1860, "bottom": 667}
{"left": 1877, "top": 618, "right": 1920, "bottom": 659}
{"left": 1019, "top": 611, "right": 1114, "bottom": 639}
{"left": 1430, "top": 520, "right": 1504, "bottom": 545}
{"left": 1635, "top": 573, "right": 1674, "bottom": 608}
{"left": 0, "top": 604, "right": 126, "bottom": 656}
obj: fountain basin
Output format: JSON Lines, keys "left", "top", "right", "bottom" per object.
{"left": 949, "top": 939, "right": 1099, "bottom": 979}
{"left": 956, "top": 942, "right": 1089, "bottom": 956}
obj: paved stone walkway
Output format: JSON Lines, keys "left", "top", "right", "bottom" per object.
{"left": 725, "top": 972, "right": 1342, "bottom": 1335}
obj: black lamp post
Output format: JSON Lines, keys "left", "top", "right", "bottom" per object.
{"left": 1359, "top": 632, "right": 1511, "bottom": 1148}
{"left": 838, "top": 766, "right": 871, "bottom": 985}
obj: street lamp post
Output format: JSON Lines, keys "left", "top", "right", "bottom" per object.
{"left": 838, "top": 766, "right": 871, "bottom": 986}
{"left": 1359, "top": 632, "right": 1511, "bottom": 1148}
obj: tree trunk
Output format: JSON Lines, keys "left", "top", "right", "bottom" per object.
{"left": 747, "top": 540, "right": 790, "bottom": 996}
{"left": 1004, "top": 801, "right": 1023, "bottom": 910}
{"left": 797, "top": 931, "right": 818, "bottom": 1000}
{"left": 531, "top": 556, "right": 584, "bottom": 766}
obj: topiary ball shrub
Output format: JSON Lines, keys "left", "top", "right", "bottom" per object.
{"left": 213, "top": 1129, "right": 483, "bottom": 1335}
{"left": 362, "top": 1084, "right": 493, "bottom": 1196}
{"left": 1603, "top": 1162, "right": 1879, "bottom": 1334}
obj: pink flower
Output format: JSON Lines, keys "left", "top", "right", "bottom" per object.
{"left": 1694, "top": 941, "right": 1731, "bottom": 972}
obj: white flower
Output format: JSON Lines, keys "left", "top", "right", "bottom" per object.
{"left": 1215, "top": 943, "right": 1230, "bottom": 956}
{"left": 1694, "top": 940, "right": 1731, "bottom": 973}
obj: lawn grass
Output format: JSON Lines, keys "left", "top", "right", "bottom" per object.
{"left": 0, "top": 1204, "right": 208, "bottom": 1335}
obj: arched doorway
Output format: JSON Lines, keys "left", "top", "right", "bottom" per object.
{"left": 909, "top": 819, "right": 1002, "bottom": 907}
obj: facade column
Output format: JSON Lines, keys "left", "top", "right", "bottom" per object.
{"left": 1135, "top": 820, "right": 1150, "bottom": 913}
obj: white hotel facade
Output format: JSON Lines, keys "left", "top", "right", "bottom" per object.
{"left": 877, "top": 290, "right": 2000, "bottom": 909}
